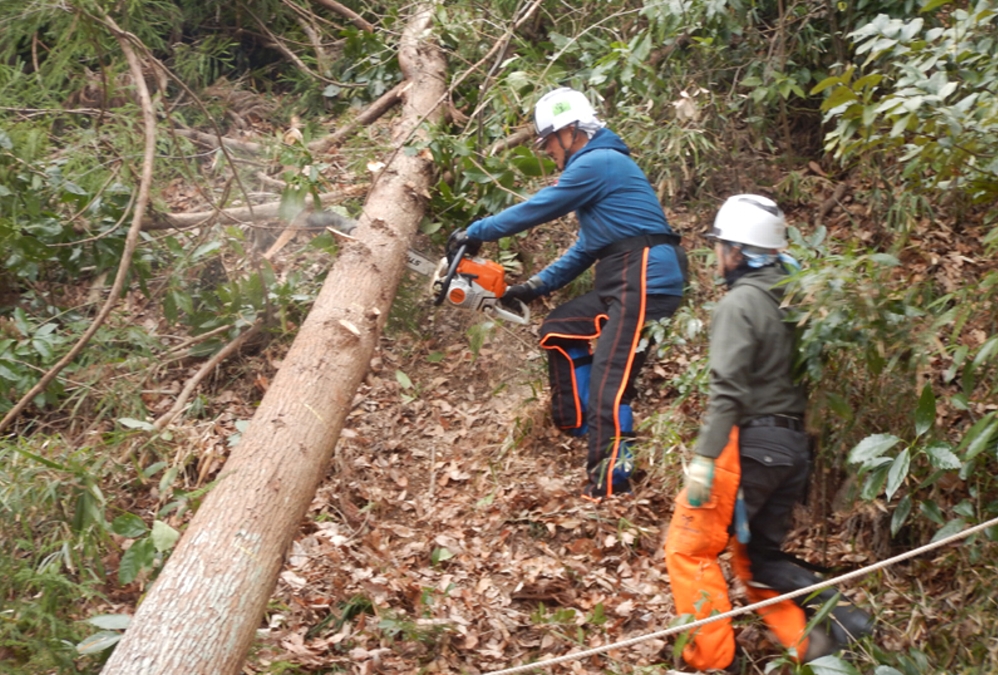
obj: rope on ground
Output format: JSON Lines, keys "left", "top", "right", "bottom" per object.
{"left": 483, "top": 515, "right": 998, "bottom": 675}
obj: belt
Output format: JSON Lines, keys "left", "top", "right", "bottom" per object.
{"left": 594, "top": 232, "right": 681, "bottom": 260}
{"left": 744, "top": 415, "right": 805, "bottom": 432}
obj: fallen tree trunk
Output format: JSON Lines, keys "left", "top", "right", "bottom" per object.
{"left": 99, "top": 4, "right": 445, "bottom": 674}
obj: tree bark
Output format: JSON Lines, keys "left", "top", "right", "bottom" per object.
{"left": 99, "top": 5, "right": 445, "bottom": 674}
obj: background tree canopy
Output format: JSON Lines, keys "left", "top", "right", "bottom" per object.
{"left": 1, "top": 0, "right": 996, "bottom": 673}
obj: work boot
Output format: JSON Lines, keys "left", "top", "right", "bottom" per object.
{"left": 581, "top": 479, "right": 632, "bottom": 502}
{"left": 803, "top": 625, "right": 837, "bottom": 662}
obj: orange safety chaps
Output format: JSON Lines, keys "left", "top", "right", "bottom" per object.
{"left": 664, "top": 428, "right": 810, "bottom": 671}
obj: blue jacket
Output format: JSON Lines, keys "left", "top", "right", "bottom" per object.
{"left": 467, "top": 128, "right": 684, "bottom": 296}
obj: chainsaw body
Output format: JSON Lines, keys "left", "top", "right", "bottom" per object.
{"left": 431, "top": 250, "right": 529, "bottom": 325}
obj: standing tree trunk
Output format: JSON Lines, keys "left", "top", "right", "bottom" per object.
{"left": 100, "top": 5, "right": 446, "bottom": 674}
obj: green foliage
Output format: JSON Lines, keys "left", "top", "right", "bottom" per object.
{"left": 815, "top": 3, "right": 998, "bottom": 207}
{"left": 0, "top": 127, "right": 131, "bottom": 283}
{"left": 0, "top": 437, "right": 110, "bottom": 673}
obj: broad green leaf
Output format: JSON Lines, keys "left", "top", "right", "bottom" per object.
{"left": 930, "top": 518, "right": 966, "bottom": 543}
{"left": 151, "top": 520, "right": 180, "bottom": 552}
{"left": 111, "top": 513, "right": 148, "bottom": 538}
{"left": 971, "top": 336, "right": 998, "bottom": 369}
{"left": 395, "top": 369, "right": 413, "bottom": 390}
{"left": 959, "top": 414, "right": 997, "bottom": 461}
{"left": 953, "top": 500, "right": 975, "bottom": 518}
{"left": 118, "top": 417, "right": 155, "bottom": 431}
{"left": 159, "top": 466, "right": 180, "bottom": 495}
{"left": 192, "top": 240, "right": 223, "bottom": 260}
{"left": 84, "top": 614, "right": 132, "bottom": 630}
{"left": 920, "top": 0, "right": 952, "bottom": 12}
{"left": 807, "top": 654, "right": 860, "bottom": 674}
{"left": 118, "top": 538, "right": 155, "bottom": 585}
{"left": 885, "top": 449, "right": 910, "bottom": 501}
{"left": 914, "top": 383, "right": 935, "bottom": 436}
{"left": 76, "top": 631, "right": 123, "bottom": 655}
{"left": 861, "top": 463, "right": 891, "bottom": 500}
{"left": 820, "top": 85, "right": 858, "bottom": 111}
{"left": 924, "top": 441, "right": 961, "bottom": 470}
{"left": 431, "top": 547, "right": 454, "bottom": 565}
{"left": 803, "top": 592, "right": 840, "bottom": 630}
{"left": 826, "top": 392, "right": 853, "bottom": 422}
{"left": 919, "top": 499, "right": 945, "bottom": 525}
{"left": 852, "top": 73, "right": 883, "bottom": 91}
{"left": 848, "top": 433, "right": 902, "bottom": 464}
{"left": 891, "top": 494, "right": 912, "bottom": 536}
{"left": 869, "top": 253, "right": 900, "bottom": 266}
{"left": 142, "top": 461, "right": 167, "bottom": 479}
{"left": 873, "top": 666, "right": 904, "bottom": 675}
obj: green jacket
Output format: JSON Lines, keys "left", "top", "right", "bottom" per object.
{"left": 695, "top": 264, "right": 807, "bottom": 459}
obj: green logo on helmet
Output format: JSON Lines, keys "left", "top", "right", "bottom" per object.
{"left": 552, "top": 101, "right": 571, "bottom": 115}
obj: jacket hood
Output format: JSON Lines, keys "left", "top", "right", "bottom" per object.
{"left": 566, "top": 128, "right": 630, "bottom": 168}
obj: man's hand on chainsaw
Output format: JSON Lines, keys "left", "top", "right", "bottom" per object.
{"left": 501, "top": 277, "right": 542, "bottom": 308}
{"left": 447, "top": 229, "right": 482, "bottom": 257}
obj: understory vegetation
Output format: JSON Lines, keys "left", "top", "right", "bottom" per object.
{"left": 1, "top": 0, "right": 996, "bottom": 673}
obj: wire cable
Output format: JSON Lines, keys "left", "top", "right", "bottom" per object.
{"left": 484, "top": 515, "right": 998, "bottom": 675}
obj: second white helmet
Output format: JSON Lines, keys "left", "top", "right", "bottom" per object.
{"left": 711, "top": 194, "right": 787, "bottom": 249}
{"left": 534, "top": 87, "right": 602, "bottom": 143}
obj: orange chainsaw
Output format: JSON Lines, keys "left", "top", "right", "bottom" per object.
{"left": 430, "top": 243, "right": 530, "bottom": 325}
{"left": 306, "top": 210, "right": 528, "bottom": 324}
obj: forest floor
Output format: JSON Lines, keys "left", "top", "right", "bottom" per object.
{"left": 159, "top": 210, "right": 932, "bottom": 675}
{"left": 76, "top": 133, "right": 996, "bottom": 674}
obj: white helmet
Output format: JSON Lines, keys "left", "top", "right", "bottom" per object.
{"left": 534, "top": 87, "right": 602, "bottom": 144}
{"left": 711, "top": 194, "right": 787, "bottom": 249}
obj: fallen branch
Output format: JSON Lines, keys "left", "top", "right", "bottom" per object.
{"left": 175, "top": 128, "right": 266, "bottom": 155}
{"left": 489, "top": 126, "right": 534, "bottom": 156}
{"left": 152, "top": 320, "right": 265, "bottom": 432}
{"left": 308, "top": 81, "right": 407, "bottom": 155}
{"left": 141, "top": 184, "right": 367, "bottom": 230}
{"left": 0, "top": 16, "right": 158, "bottom": 436}
{"left": 312, "top": 0, "right": 375, "bottom": 32}
{"left": 819, "top": 182, "right": 849, "bottom": 219}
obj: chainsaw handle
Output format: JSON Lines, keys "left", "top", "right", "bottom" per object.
{"left": 433, "top": 242, "right": 467, "bottom": 306}
{"left": 485, "top": 298, "right": 530, "bottom": 325}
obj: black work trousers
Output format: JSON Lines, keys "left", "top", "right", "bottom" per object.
{"left": 738, "top": 424, "right": 874, "bottom": 644}
{"left": 538, "top": 246, "right": 681, "bottom": 493}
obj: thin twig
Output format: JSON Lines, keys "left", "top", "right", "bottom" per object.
{"left": 161, "top": 323, "right": 238, "bottom": 357}
{"left": 152, "top": 320, "right": 264, "bottom": 432}
{"left": 248, "top": 8, "right": 362, "bottom": 88}
{"left": 311, "top": 0, "right": 375, "bottom": 32}
{"left": 0, "top": 14, "right": 157, "bottom": 435}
